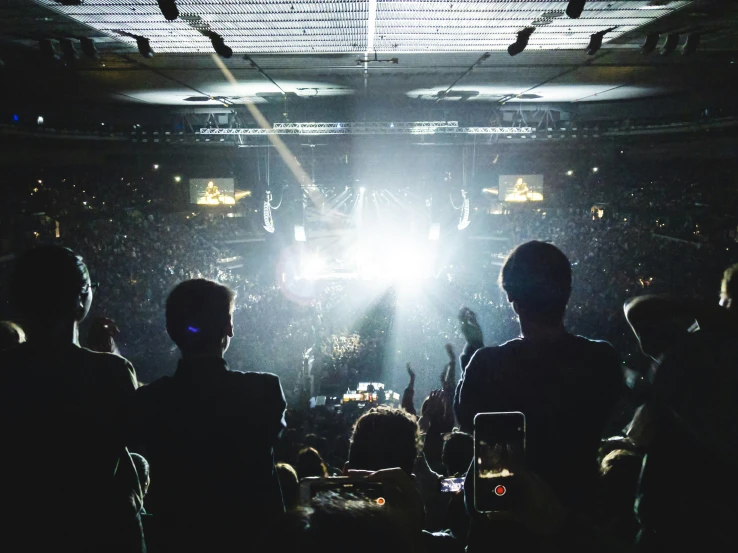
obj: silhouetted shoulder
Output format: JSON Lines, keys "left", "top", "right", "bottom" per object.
{"left": 226, "top": 370, "right": 284, "bottom": 401}
{"left": 77, "top": 346, "right": 139, "bottom": 391}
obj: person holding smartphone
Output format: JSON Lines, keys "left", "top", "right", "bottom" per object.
{"left": 454, "top": 241, "right": 623, "bottom": 510}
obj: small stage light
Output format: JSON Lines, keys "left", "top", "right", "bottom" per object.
{"left": 157, "top": 0, "right": 179, "bottom": 21}
{"left": 59, "top": 38, "right": 78, "bottom": 61}
{"left": 508, "top": 27, "right": 535, "bottom": 57}
{"left": 153, "top": 164, "right": 159, "bottom": 170}
{"left": 174, "top": 176, "right": 181, "bottom": 183}
{"left": 681, "top": 33, "right": 700, "bottom": 56}
{"left": 80, "top": 37, "right": 99, "bottom": 60}
{"left": 359, "top": 187, "right": 366, "bottom": 193}
{"left": 37, "top": 116, "right": 44, "bottom": 126}
{"left": 661, "top": 33, "right": 680, "bottom": 56}
{"left": 567, "top": 170, "right": 574, "bottom": 176}
{"left": 592, "top": 167, "right": 599, "bottom": 173}
{"left": 40, "top": 39, "right": 61, "bottom": 62}
{"left": 587, "top": 29, "right": 615, "bottom": 55}
{"left": 566, "top": 1, "right": 586, "bottom": 19}
{"left": 136, "top": 37, "right": 154, "bottom": 59}
{"left": 294, "top": 225, "right": 307, "bottom": 242}
{"left": 206, "top": 32, "right": 233, "bottom": 59}
{"left": 641, "top": 32, "right": 660, "bottom": 55}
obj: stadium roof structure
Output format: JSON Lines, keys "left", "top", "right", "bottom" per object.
{"left": 0, "top": 1, "right": 736, "bottom": 118}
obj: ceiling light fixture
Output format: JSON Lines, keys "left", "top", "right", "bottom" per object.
{"left": 661, "top": 33, "right": 680, "bottom": 55}
{"left": 508, "top": 27, "right": 535, "bottom": 57}
{"left": 586, "top": 28, "right": 616, "bottom": 55}
{"left": 566, "top": 0, "right": 586, "bottom": 19}
{"left": 681, "top": 33, "right": 700, "bottom": 56}
{"left": 157, "top": 0, "right": 179, "bottom": 21}
{"left": 641, "top": 32, "right": 660, "bottom": 55}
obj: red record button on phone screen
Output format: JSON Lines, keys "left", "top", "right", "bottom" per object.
{"left": 494, "top": 485, "right": 507, "bottom": 496}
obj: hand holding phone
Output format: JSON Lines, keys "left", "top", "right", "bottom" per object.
{"left": 474, "top": 412, "right": 526, "bottom": 513}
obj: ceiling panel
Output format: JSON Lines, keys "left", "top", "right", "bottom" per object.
{"left": 31, "top": 0, "right": 692, "bottom": 54}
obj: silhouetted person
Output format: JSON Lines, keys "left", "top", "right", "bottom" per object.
{"left": 625, "top": 263, "right": 738, "bottom": 552}
{"left": 0, "top": 245, "right": 142, "bottom": 553}
{"left": 130, "top": 278, "right": 286, "bottom": 553}
{"left": 455, "top": 241, "right": 622, "bottom": 508}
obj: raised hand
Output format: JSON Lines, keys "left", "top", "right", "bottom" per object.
{"left": 406, "top": 362, "right": 415, "bottom": 381}
{"left": 458, "top": 306, "right": 483, "bottom": 345}
{"left": 445, "top": 343, "right": 455, "bottom": 361}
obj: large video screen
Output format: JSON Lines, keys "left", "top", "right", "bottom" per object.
{"left": 499, "top": 175, "right": 544, "bottom": 203}
{"left": 190, "top": 178, "right": 236, "bottom": 205}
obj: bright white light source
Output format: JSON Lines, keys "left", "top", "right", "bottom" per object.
{"left": 174, "top": 175, "right": 181, "bottom": 182}
{"left": 592, "top": 167, "right": 599, "bottom": 173}
{"left": 566, "top": 170, "right": 574, "bottom": 176}
{"left": 37, "top": 116, "right": 44, "bottom": 125}
{"left": 301, "top": 254, "right": 325, "bottom": 280}
{"left": 359, "top": 187, "right": 366, "bottom": 193}
{"left": 428, "top": 223, "right": 440, "bottom": 241}
{"left": 153, "top": 164, "right": 159, "bottom": 170}
{"left": 294, "top": 225, "right": 306, "bottom": 242}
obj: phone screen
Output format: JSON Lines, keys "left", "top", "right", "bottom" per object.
{"left": 440, "top": 477, "right": 465, "bottom": 493}
{"left": 473, "top": 412, "right": 526, "bottom": 513}
{"left": 299, "top": 478, "right": 386, "bottom": 506}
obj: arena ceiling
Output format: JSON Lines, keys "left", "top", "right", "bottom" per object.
{"left": 0, "top": 1, "right": 737, "bottom": 116}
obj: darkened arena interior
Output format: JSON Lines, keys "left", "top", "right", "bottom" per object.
{"left": 0, "top": 2, "right": 737, "bottom": 552}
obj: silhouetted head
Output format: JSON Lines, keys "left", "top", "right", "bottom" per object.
{"left": 349, "top": 407, "right": 419, "bottom": 476}
{"left": 296, "top": 447, "right": 328, "bottom": 479}
{"left": 166, "top": 279, "right": 235, "bottom": 356}
{"left": 442, "top": 432, "right": 474, "bottom": 477}
{"left": 130, "top": 452, "right": 151, "bottom": 497}
{"left": 11, "top": 245, "right": 93, "bottom": 329}
{"left": 276, "top": 463, "right": 300, "bottom": 511}
{"left": 499, "top": 241, "right": 572, "bottom": 325}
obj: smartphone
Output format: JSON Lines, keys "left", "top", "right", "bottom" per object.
{"left": 299, "top": 477, "right": 390, "bottom": 507}
{"left": 440, "top": 477, "right": 465, "bottom": 493}
{"left": 474, "top": 411, "right": 526, "bottom": 513}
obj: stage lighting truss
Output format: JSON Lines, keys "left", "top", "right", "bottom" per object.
{"left": 199, "top": 122, "right": 534, "bottom": 136}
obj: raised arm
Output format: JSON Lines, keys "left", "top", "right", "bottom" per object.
{"left": 458, "top": 307, "right": 484, "bottom": 372}
{"left": 401, "top": 362, "right": 417, "bottom": 416}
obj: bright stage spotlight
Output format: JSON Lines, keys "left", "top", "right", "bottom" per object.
{"left": 294, "top": 225, "right": 306, "bottom": 242}
{"left": 566, "top": 0, "right": 587, "bottom": 19}
{"left": 359, "top": 187, "right": 366, "bottom": 193}
{"left": 428, "top": 223, "right": 440, "bottom": 241}
{"left": 508, "top": 27, "right": 535, "bottom": 57}
{"left": 301, "top": 254, "right": 325, "bottom": 280}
